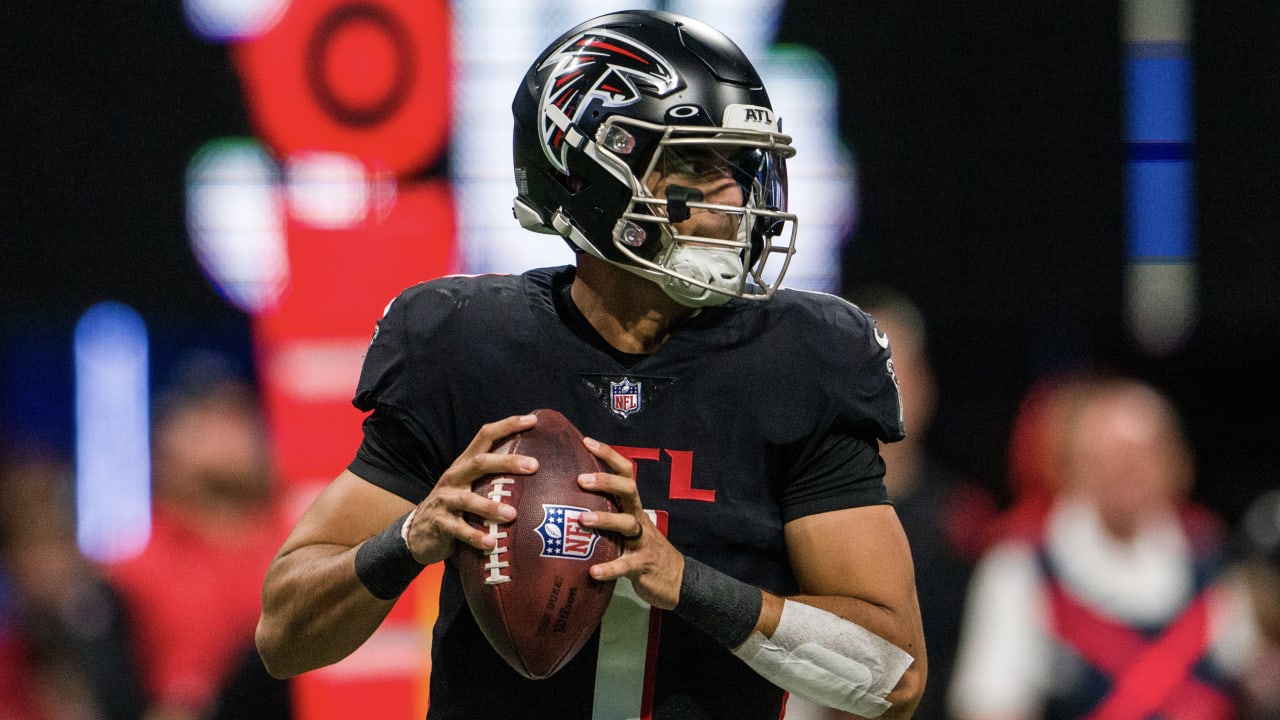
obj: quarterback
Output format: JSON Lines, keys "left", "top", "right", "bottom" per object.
{"left": 256, "top": 10, "right": 926, "bottom": 719}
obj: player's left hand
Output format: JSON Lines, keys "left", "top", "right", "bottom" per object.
{"left": 576, "top": 437, "right": 684, "bottom": 611}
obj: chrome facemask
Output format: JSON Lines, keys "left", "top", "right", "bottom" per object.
{"left": 591, "top": 114, "right": 798, "bottom": 306}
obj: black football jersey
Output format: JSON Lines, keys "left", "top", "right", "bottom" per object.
{"left": 348, "top": 266, "right": 904, "bottom": 720}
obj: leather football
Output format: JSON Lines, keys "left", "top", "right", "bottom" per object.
{"left": 459, "top": 408, "right": 622, "bottom": 679}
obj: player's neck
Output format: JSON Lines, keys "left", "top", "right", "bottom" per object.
{"left": 570, "top": 256, "right": 695, "bottom": 355}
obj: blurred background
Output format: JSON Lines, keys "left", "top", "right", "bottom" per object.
{"left": 1, "top": 1, "right": 1278, "bottom": 718}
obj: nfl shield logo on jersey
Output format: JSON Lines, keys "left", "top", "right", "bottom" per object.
{"left": 609, "top": 378, "right": 642, "bottom": 418}
{"left": 535, "top": 504, "right": 601, "bottom": 560}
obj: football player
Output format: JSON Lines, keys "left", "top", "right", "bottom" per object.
{"left": 256, "top": 10, "right": 926, "bottom": 719}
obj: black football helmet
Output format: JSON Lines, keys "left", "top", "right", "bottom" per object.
{"left": 511, "top": 10, "right": 797, "bottom": 306}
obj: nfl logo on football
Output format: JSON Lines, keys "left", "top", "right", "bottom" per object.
{"left": 609, "top": 378, "right": 642, "bottom": 418}
{"left": 536, "top": 504, "right": 601, "bottom": 560}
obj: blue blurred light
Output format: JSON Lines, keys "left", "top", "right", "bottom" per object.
{"left": 1126, "top": 161, "right": 1193, "bottom": 259}
{"left": 183, "top": 0, "right": 288, "bottom": 41}
{"left": 1126, "top": 53, "right": 1191, "bottom": 143}
{"left": 74, "top": 302, "right": 152, "bottom": 563}
{"left": 1124, "top": 45, "right": 1193, "bottom": 261}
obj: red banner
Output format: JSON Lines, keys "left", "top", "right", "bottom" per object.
{"left": 232, "top": 2, "right": 455, "bottom": 717}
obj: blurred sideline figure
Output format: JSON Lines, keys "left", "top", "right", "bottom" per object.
{"left": 949, "top": 374, "right": 1261, "bottom": 720}
{"left": 0, "top": 441, "right": 145, "bottom": 720}
{"left": 1234, "top": 489, "right": 1280, "bottom": 719}
{"left": 789, "top": 284, "right": 996, "bottom": 720}
{"left": 993, "top": 373, "right": 1091, "bottom": 546}
{"left": 103, "top": 354, "right": 288, "bottom": 720}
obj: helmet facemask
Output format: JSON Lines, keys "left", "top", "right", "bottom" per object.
{"left": 591, "top": 115, "right": 798, "bottom": 307}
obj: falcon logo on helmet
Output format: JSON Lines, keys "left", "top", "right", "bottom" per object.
{"left": 537, "top": 30, "right": 679, "bottom": 174}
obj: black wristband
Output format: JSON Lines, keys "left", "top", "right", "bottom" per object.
{"left": 672, "top": 557, "right": 763, "bottom": 649}
{"left": 354, "top": 512, "right": 425, "bottom": 600}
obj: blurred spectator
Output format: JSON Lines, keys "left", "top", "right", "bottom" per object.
{"left": 0, "top": 441, "right": 145, "bottom": 720}
{"left": 789, "top": 284, "right": 997, "bottom": 720}
{"left": 1234, "top": 489, "right": 1280, "bottom": 719}
{"left": 949, "top": 374, "right": 1261, "bottom": 720}
{"left": 102, "top": 353, "right": 288, "bottom": 720}
{"left": 995, "top": 373, "right": 1091, "bottom": 545}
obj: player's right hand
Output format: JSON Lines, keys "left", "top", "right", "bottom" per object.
{"left": 576, "top": 436, "right": 685, "bottom": 611}
{"left": 402, "top": 414, "right": 538, "bottom": 565}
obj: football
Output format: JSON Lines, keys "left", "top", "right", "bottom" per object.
{"left": 459, "top": 408, "right": 622, "bottom": 679}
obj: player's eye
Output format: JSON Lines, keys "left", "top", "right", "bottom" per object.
{"left": 659, "top": 146, "right": 733, "bottom": 179}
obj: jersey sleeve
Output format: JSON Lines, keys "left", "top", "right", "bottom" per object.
{"left": 780, "top": 430, "right": 889, "bottom": 523}
{"left": 346, "top": 283, "right": 452, "bottom": 501}
{"left": 353, "top": 288, "right": 418, "bottom": 415}
{"left": 817, "top": 296, "right": 905, "bottom": 443}
{"left": 349, "top": 409, "right": 437, "bottom": 503}
{"left": 775, "top": 291, "right": 903, "bottom": 521}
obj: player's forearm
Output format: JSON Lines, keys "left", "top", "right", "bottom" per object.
{"left": 782, "top": 592, "right": 927, "bottom": 718}
{"left": 870, "top": 663, "right": 925, "bottom": 720}
{"left": 256, "top": 543, "right": 396, "bottom": 678}
{"left": 673, "top": 558, "right": 921, "bottom": 718}
{"left": 755, "top": 591, "right": 923, "bottom": 719}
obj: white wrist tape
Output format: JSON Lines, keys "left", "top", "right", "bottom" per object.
{"left": 732, "top": 600, "right": 913, "bottom": 718}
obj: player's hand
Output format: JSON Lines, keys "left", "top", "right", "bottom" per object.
{"left": 403, "top": 414, "right": 538, "bottom": 565}
{"left": 577, "top": 437, "right": 684, "bottom": 610}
